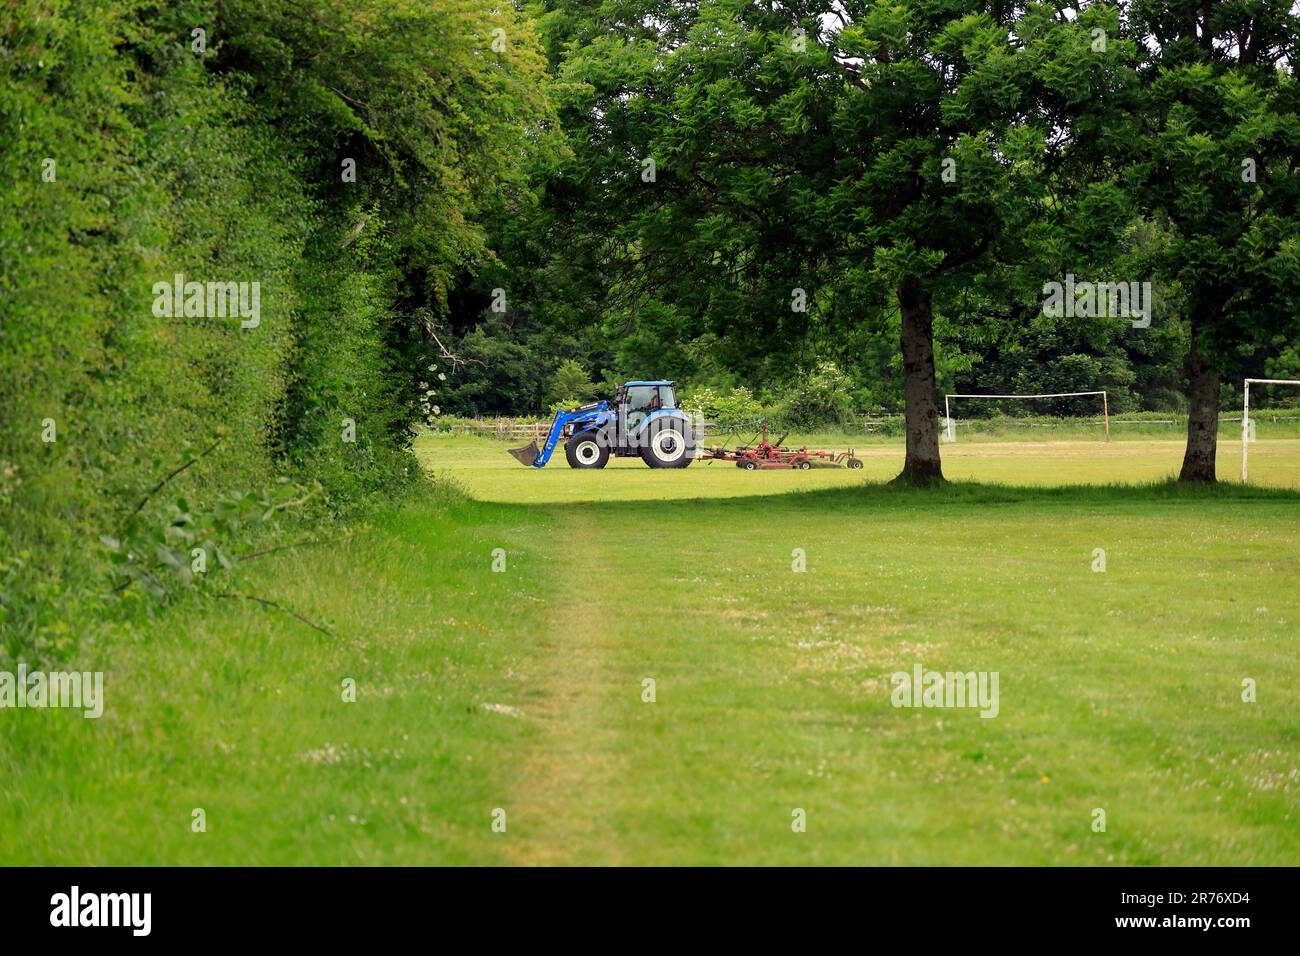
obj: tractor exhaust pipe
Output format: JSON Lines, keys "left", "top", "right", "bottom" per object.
{"left": 508, "top": 441, "right": 540, "bottom": 467}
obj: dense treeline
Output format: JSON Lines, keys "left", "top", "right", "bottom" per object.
{"left": 442, "top": 0, "right": 1299, "bottom": 482}
{"left": 0, "top": 0, "right": 558, "bottom": 661}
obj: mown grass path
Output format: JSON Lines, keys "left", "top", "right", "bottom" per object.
{"left": 501, "top": 509, "right": 632, "bottom": 865}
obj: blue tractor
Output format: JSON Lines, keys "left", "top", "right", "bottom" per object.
{"left": 508, "top": 381, "right": 696, "bottom": 469}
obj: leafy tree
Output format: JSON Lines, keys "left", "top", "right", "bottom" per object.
{"left": 1126, "top": 0, "right": 1300, "bottom": 480}
{"left": 542, "top": 0, "right": 1135, "bottom": 482}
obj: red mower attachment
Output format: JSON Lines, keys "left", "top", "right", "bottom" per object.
{"left": 698, "top": 423, "right": 864, "bottom": 471}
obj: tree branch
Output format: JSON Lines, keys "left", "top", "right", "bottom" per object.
{"left": 125, "top": 439, "right": 223, "bottom": 525}
{"left": 926, "top": 236, "right": 991, "bottom": 277}
{"left": 218, "top": 591, "right": 335, "bottom": 637}
{"left": 235, "top": 532, "right": 349, "bottom": 562}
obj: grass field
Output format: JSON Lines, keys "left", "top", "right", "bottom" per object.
{"left": 2, "top": 433, "right": 1298, "bottom": 865}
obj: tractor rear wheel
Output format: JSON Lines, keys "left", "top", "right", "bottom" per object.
{"left": 640, "top": 420, "right": 693, "bottom": 469}
{"left": 565, "top": 431, "right": 609, "bottom": 469}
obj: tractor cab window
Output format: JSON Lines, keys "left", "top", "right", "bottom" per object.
{"left": 625, "top": 386, "right": 664, "bottom": 413}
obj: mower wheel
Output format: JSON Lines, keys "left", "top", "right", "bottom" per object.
{"left": 565, "top": 431, "right": 609, "bottom": 469}
{"left": 796, "top": 460, "right": 812, "bottom": 470}
{"left": 847, "top": 458, "right": 863, "bottom": 469}
{"left": 739, "top": 460, "right": 758, "bottom": 471}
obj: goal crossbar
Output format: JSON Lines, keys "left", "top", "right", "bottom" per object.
{"left": 1242, "top": 378, "right": 1300, "bottom": 483}
{"left": 943, "top": 391, "right": 1110, "bottom": 443}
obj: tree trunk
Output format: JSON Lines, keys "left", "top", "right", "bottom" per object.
{"left": 896, "top": 278, "right": 945, "bottom": 484}
{"left": 1178, "top": 334, "right": 1220, "bottom": 482}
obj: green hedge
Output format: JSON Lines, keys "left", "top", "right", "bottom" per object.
{"left": 0, "top": 0, "right": 557, "bottom": 662}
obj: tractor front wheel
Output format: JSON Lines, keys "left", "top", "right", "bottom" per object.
{"left": 565, "top": 431, "right": 609, "bottom": 469}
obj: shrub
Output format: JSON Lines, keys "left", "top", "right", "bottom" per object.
{"left": 543, "top": 359, "right": 599, "bottom": 410}
{"left": 769, "top": 362, "right": 856, "bottom": 428}
{"left": 680, "top": 386, "right": 763, "bottom": 427}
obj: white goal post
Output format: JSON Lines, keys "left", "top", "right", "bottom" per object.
{"left": 942, "top": 391, "right": 1110, "bottom": 443}
{"left": 1242, "top": 378, "right": 1300, "bottom": 483}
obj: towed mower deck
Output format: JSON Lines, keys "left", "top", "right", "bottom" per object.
{"left": 698, "top": 423, "right": 863, "bottom": 471}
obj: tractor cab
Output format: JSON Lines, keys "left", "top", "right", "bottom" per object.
{"left": 615, "top": 381, "right": 678, "bottom": 419}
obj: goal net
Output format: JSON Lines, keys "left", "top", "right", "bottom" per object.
{"left": 1241, "top": 378, "right": 1300, "bottom": 483}
{"left": 942, "top": 391, "right": 1111, "bottom": 443}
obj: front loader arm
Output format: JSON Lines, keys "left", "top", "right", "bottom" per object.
{"left": 533, "top": 410, "right": 573, "bottom": 467}
{"left": 508, "top": 402, "right": 608, "bottom": 468}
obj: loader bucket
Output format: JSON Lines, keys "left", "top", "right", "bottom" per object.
{"left": 508, "top": 441, "right": 540, "bottom": 467}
